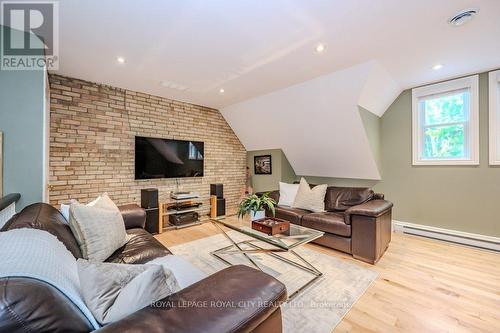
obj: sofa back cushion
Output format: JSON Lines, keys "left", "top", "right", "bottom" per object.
{"left": 1, "top": 203, "right": 83, "bottom": 258}
{"left": 325, "top": 187, "right": 374, "bottom": 211}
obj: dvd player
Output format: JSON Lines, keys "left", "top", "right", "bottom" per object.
{"left": 170, "top": 191, "right": 200, "bottom": 200}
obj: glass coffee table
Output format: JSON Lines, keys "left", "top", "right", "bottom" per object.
{"left": 210, "top": 215, "right": 324, "bottom": 300}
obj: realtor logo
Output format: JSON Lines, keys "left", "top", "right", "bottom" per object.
{"left": 1, "top": 1, "right": 59, "bottom": 70}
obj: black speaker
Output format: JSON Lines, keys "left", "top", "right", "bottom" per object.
{"left": 216, "top": 198, "right": 226, "bottom": 216}
{"left": 144, "top": 208, "right": 159, "bottom": 234}
{"left": 210, "top": 184, "right": 223, "bottom": 199}
{"left": 141, "top": 188, "right": 158, "bottom": 209}
{"left": 141, "top": 188, "right": 159, "bottom": 234}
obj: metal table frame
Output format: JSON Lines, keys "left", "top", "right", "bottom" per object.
{"left": 210, "top": 220, "right": 323, "bottom": 300}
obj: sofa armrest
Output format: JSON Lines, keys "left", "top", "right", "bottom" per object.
{"left": 95, "top": 265, "right": 287, "bottom": 333}
{"left": 118, "top": 204, "right": 146, "bottom": 229}
{"left": 344, "top": 200, "right": 393, "bottom": 225}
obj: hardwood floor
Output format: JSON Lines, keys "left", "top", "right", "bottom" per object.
{"left": 155, "top": 223, "right": 500, "bottom": 333}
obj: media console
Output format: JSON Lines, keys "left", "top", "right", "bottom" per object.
{"left": 158, "top": 191, "right": 206, "bottom": 230}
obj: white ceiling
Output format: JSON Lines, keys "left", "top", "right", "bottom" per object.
{"left": 55, "top": 0, "right": 500, "bottom": 109}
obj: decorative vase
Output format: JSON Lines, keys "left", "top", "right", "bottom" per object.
{"left": 251, "top": 210, "right": 265, "bottom": 221}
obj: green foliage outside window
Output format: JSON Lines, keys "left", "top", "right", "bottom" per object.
{"left": 422, "top": 91, "right": 468, "bottom": 159}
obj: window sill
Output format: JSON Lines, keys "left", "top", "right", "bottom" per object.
{"left": 412, "top": 159, "right": 479, "bottom": 166}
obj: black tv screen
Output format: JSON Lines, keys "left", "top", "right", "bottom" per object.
{"left": 135, "top": 136, "right": 204, "bottom": 179}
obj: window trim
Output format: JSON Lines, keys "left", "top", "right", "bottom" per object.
{"left": 489, "top": 70, "right": 500, "bottom": 165}
{"left": 412, "top": 75, "right": 479, "bottom": 165}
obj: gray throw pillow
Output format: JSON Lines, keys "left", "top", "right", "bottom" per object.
{"left": 292, "top": 177, "right": 328, "bottom": 212}
{"left": 68, "top": 194, "right": 129, "bottom": 261}
{"left": 77, "top": 259, "right": 180, "bottom": 325}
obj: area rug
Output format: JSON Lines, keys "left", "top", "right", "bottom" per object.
{"left": 170, "top": 232, "right": 377, "bottom": 333}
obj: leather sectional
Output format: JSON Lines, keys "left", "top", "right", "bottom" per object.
{"left": 265, "top": 186, "right": 393, "bottom": 264}
{"left": 0, "top": 203, "right": 287, "bottom": 333}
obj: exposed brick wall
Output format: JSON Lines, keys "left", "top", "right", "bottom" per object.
{"left": 49, "top": 74, "right": 246, "bottom": 214}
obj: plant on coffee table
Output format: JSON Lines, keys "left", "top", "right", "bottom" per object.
{"left": 238, "top": 193, "right": 276, "bottom": 220}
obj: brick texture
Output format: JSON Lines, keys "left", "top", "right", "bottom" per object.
{"left": 49, "top": 74, "right": 246, "bottom": 215}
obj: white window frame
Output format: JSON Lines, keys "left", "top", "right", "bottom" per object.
{"left": 489, "top": 70, "right": 500, "bottom": 165}
{"left": 412, "top": 75, "right": 479, "bottom": 165}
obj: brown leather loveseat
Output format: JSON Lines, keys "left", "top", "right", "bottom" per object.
{"left": 265, "top": 186, "right": 393, "bottom": 264}
{"left": 0, "top": 203, "right": 286, "bottom": 333}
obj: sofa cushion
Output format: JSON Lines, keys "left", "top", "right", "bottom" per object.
{"left": 68, "top": 200, "right": 129, "bottom": 262}
{"left": 273, "top": 206, "right": 310, "bottom": 225}
{"left": 324, "top": 187, "right": 374, "bottom": 211}
{"left": 301, "top": 212, "right": 351, "bottom": 237}
{"left": 1, "top": 203, "right": 83, "bottom": 258}
{"left": 106, "top": 228, "right": 171, "bottom": 264}
{"left": 77, "top": 259, "right": 179, "bottom": 325}
{"left": 278, "top": 182, "right": 300, "bottom": 207}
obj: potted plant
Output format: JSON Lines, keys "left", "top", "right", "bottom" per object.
{"left": 237, "top": 193, "right": 276, "bottom": 221}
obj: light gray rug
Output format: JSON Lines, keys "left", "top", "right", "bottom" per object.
{"left": 170, "top": 232, "right": 377, "bottom": 333}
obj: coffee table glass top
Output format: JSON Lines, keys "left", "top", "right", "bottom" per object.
{"left": 211, "top": 215, "right": 324, "bottom": 250}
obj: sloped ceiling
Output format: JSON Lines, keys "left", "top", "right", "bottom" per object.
{"left": 221, "top": 61, "right": 400, "bottom": 180}
{"left": 53, "top": 0, "right": 500, "bottom": 108}
{"left": 47, "top": 0, "right": 500, "bottom": 179}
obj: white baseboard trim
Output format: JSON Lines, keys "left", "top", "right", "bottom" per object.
{"left": 392, "top": 220, "right": 500, "bottom": 252}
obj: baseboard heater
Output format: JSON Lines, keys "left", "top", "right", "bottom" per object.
{"left": 393, "top": 220, "right": 500, "bottom": 252}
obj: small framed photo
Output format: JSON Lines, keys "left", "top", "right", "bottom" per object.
{"left": 254, "top": 155, "right": 272, "bottom": 175}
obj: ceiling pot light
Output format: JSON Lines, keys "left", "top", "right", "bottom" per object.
{"left": 219, "top": 88, "right": 225, "bottom": 94}
{"left": 432, "top": 64, "right": 443, "bottom": 70}
{"left": 448, "top": 8, "right": 479, "bottom": 26}
{"left": 315, "top": 43, "right": 325, "bottom": 53}
{"left": 117, "top": 57, "right": 125, "bottom": 64}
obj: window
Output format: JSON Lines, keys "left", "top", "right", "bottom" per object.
{"left": 489, "top": 70, "right": 500, "bottom": 165}
{"left": 412, "top": 75, "right": 479, "bottom": 165}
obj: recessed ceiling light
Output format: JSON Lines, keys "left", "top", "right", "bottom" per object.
{"left": 219, "top": 88, "right": 225, "bottom": 94}
{"left": 432, "top": 64, "right": 443, "bottom": 70}
{"left": 315, "top": 43, "right": 326, "bottom": 53}
{"left": 448, "top": 8, "right": 479, "bottom": 26}
{"left": 117, "top": 57, "right": 125, "bottom": 64}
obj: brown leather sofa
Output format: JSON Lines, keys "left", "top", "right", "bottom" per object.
{"left": 0, "top": 203, "right": 287, "bottom": 333}
{"left": 265, "top": 186, "right": 393, "bottom": 264}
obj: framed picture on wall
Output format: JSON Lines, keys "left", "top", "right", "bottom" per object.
{"left": 254, "top": 155, "right": 272, "bottom": 175}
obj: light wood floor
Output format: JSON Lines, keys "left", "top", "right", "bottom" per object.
{"left": 155, "top": 223, "right": 500, "bottom": 333}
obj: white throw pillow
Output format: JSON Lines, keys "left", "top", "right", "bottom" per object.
{"left": 68, "top": 194, "right": 129, "bottom": 261}
{"left": 60, "top": 203, "right": 70, "bottom": 222}
{"left": 292, "top": 178, "right": 327, "bottom": 213}
{"left": 278, "top": 182, "right": 300, "bottom": 207}
{"left": 77, "top": 259, "right": 180, "bottom": 325}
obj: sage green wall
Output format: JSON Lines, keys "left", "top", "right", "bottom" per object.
{"left": 0, "top": 26, "right": 46, "bottom": 210}
{"left": 247, "top": 149, "right": 296, "bottom": 192}
{"left": 375, "top": 72, "right": 500, "bottom": 237}
{"left": 359, "top": 106, "right": 382, "bottom": 173}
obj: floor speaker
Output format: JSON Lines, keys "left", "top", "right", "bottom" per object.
{"left": 141, "top": 188, "right": 159, "bottom": 234}
{"left": 141, "top": 188, "right": 158, "bottom": 209}
{"left": 144, "top": 208, "right": 159, "bottom": 234}
{"left": 216, "top": 198, "right": 226, "bottom": 217}
{"left": 210, "top": 183, "right": 223, "bottom": 199}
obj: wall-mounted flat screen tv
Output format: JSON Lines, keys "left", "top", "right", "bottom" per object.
{"left": 135, "top": 136, "right": 204, "bottom": 179}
